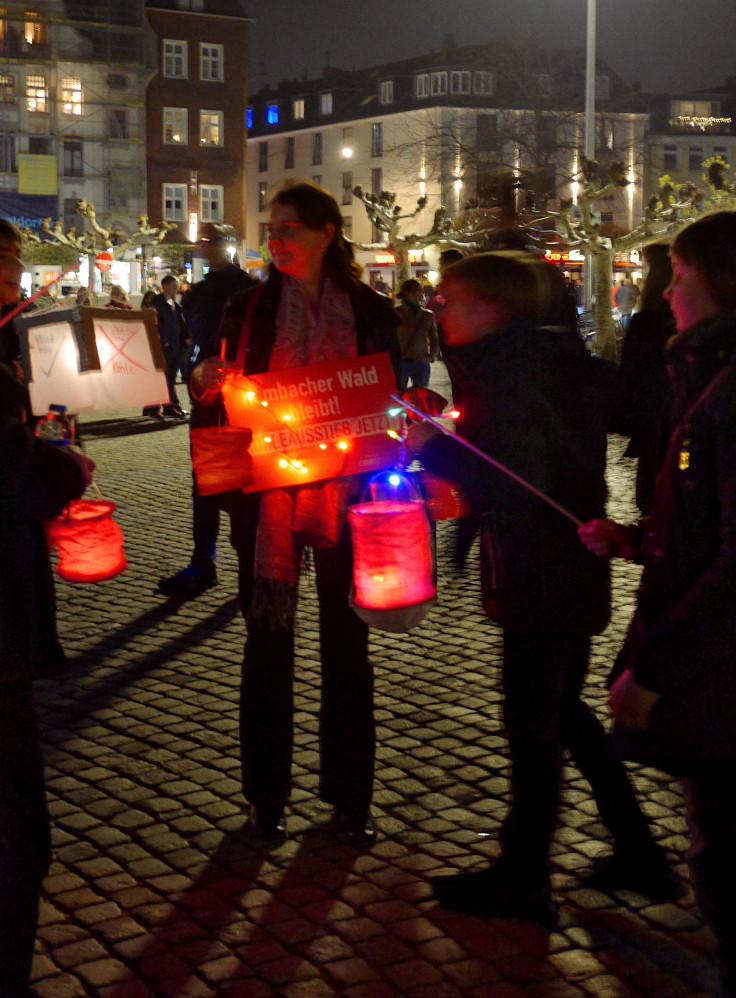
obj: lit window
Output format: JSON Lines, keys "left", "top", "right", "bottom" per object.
{"left": 200, "top": 110, "right": 223, "bottom": 146}
{"left": 473, "top": 71, "right": 494, "bottom": 95}
{"left": 24, "top": 12, "right": 45, "bottom": 45}
{"left": 246, "top": 107, "right": 253, "bottom": 129}
{"left": 163, "top": 39, "right": 187, "bottom": 79}
{"left": 379, "top": 80, "right": 393, "bottom": 104}
{"left": 200, "top": 184, "right": 223, "bottom": 222}
{"left": 200, "top": 43, "right": 223, "bottom": 81}
{"left": 26, "top": 74, "right": 47, "bottom": 112}
{"left": 430, "top": 72, "right": 447, "bottom": 96}
{"left": 61, "top": 78, "right": 82, "bottom": 115}
{"left": 163, "top": 107, "right": 187, "bottom": 144}
{"left": 320, "top": 92, "right": 332, "bottom": 115}
{"left": 450, "top": 71, "right": 470, "bottom": 94}
{"left": 265, "top": 104, "right": 279, "bottom": 125}
{"left": 163, "top": 183, "right": 187, "bottom": 222}
{"left": 293, "top": 98, "right": 305, "bottom": 120}
{"left": 415, "top": 74, "right": 429, "bottom": 98}
{"left": 0, "top": 74, "right": 14, "bottom": 104}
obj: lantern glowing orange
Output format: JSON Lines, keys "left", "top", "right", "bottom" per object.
{"left": 348, "top": 498, "right": 436, "bottom": 632}
{"left": 46, "top": 499, "right": 127, "bottom": 582}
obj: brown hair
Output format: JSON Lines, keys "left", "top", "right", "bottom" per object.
{"left": 440, "top": 252, "right": 539, "bottom": 320}
{"left": 672, "top": 212, "right": 736, "bottom": 311}
{"left": 269, "top": 183, "right": 362, "bottom": 288}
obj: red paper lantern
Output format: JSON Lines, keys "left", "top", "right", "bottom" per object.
{"left": 348, "top": 494, "right": 436, "bottom": 632}
{"left": 46, "top": 499, "right": 127, "bottom": 582}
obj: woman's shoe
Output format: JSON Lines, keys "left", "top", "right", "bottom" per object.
{"left": 247, "top": 806, "right": 287, "bottom": 841}
{"left": 333, "top": 807, "right": 377, "bottom": 845}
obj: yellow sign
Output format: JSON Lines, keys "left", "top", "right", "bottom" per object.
{"left": 18, "top": 154, "right": 58, "bottom": 195}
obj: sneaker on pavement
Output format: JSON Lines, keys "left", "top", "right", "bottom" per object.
{"left": 157, "top": 565, "right": 217, "bottom": 599}
{"left": 431, "top": 864, "right": 559, "bottom": 929}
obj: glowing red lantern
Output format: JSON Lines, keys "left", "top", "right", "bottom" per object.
{"left": 46, "top": 499, "right": 127, "bottom": 582}
{"left": 348, "top": 476, "right": 436, "bottom": 632}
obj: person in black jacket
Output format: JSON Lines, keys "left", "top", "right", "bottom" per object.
{"left": 158, "top": 225, "right": 257, "bottom": 600}
{"left": 191, "top": 184, "right": 400, "bottom": 843}
{"left": 413, "top": 253, "right": 676, "bottom": 928}
{"left": 0, "top": 365, "right": 93, "bottom": 998}
{"left": 143, "top": 274, "right": 189, "bottom": 420}
{"left": 580, "top": 212, "right": 736, "bottom": 997}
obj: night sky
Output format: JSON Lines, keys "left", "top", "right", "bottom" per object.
{"left": 249, "top": 0, "right": 736, "bottom": 96}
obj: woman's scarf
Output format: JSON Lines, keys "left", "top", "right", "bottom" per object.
{"left": 251, "top": 275, "right": 358, "bottom": 628}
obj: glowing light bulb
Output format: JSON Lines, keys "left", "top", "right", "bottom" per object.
{"left": 337, "top": 440, "right": 349, "bottom": 451}
{"left": 283, "top": 413, "right": 292, "bottom": 421}
{"left": 246, "top": 391, "right": 256, "bottom": 401}
{"left": 264, "top": 436, "right": 272, "bottom": 443}
{"left": 388, "top": 407, "right": 403, "bottom": 417}
{"left": 261, "top": 400, "right": 269, "bottom": 407}
{"left": 386, "top": 429, "right": 401, "bottom": 440}
{"left": 292, "top": 460, "right": 303, "bottom": 469}
{"left": 388, "top": 474, "right": 401, "bottom": 487}
{"left": 319, "top": 443, "right": 327, "bottom": 450}
{"left": 300, "top": 466, "right": 309, "bottom": 474}
{"left": 448, "top": 409, "right": 461, "bottom": 419}
{"left": 278, "top": 458, "right": 288, "bottom": 468}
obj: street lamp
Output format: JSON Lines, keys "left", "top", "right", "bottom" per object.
{"left": 583, "top": 0, "right": 596, "bottom": 307}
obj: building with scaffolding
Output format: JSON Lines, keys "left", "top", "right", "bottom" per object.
{"left": 0, "top": 0, "right": 154, "bottom": 245}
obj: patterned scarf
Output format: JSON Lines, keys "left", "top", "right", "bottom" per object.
{"left": 251, "top": 275, "right": 358, "bottom": 628}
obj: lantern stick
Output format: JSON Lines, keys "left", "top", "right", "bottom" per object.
{"left": 391, "top": 394, "right": 582, "bottom": 528}
{"left": 0, "top": 265, "right": 80, "bottom": 333}
{"left": 219, "top": 338, "right": 227, "bottom": 360}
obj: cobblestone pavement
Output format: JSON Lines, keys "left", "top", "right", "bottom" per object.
{"left": 31, "top": 367, "right": 723, "bottom": 998}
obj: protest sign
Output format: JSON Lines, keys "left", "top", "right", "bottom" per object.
{"left": 222, "top": 352, "right": 402, "bottom": 492}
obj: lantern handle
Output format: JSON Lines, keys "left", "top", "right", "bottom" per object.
{"left": 391, "top": 394, "right": 582, "bottom": 528}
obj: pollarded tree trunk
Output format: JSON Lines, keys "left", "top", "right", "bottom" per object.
{"left": 591, "top": 245, "right": 617, "bottom": 362}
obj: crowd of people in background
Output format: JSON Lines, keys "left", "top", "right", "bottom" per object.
{"left": 3, "top": 196, "right": 736, "bottom": 998}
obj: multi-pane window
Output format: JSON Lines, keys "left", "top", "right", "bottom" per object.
{"left": 24, "top": 13, "right": 45, "bottom": 44}
{"left": 246, "top": 107, "right": 253, "bottom": 129}
{"left": 662, "top": 145, "right": 678, "bottom": 172}
{"left": 371, "top": 123, "right": 383, "bottom": 157}
{"left": 293, "top": 98, "right": 305, "bottom": 120}
{"left": 0, "top": 133, "right": 16, "bottom": 173}
{"left": 200, "top": 184, "right": 223, "bottom": 222}
{"left": 473, "top": 71, "right": 494, "bottom": 95}
{"left": 450, "top": 71, "right": 470, "bottom": 94}
{"left": 379, "top": 80, "right": 393, "bottom": 104}
{"left": 200, "top": 110, "right": 223, "bottom": 146}
{"left": 415, "top": 74, "right": 429, "bottom": 98}
{"left": 258, "top": 181, "right": 268, "bottom": 211}
{"left": 109, "top": 108, "right": 128, "bottom": 139}
{"left": 320, "top": 92, "right": 333, "bottom": 115}
{"left": 163, "top": 183, "right": 187, "bottom": 222}
{"left": 26, "top": 74, "right": 47, "bottom": 112}
{"left": 258, "top": 141, "right": 268, "bottom": 172}
{"left": 28, "top": 136, "right": 50, "bottom": 154}
{"left": 61, "top": 78, "right": 82, "bottom": 115}
{"left": 0, "top": 74, "right": 13, "bottom": 104}
{"left": 342, "top": 171, "right": 352, "bottom": 205}
{"left": 163, "top": 40, "right": 187, "bottom": 79}
{"left": 430, "top": 72, "right": 447, "bottom": 96}
{"left": 63, "top": 140, "right": 83, "bottom": 177}
{"left": 312, "top": 131, "right": 322, "bottom": 166}
{"left": 284, "top": 136, "right": 294, "bottom": 169}
{"left": 200, "top": 43, "right": 223, "bottom": 81}
{"left": 689, "top": 145, "right": 704, "bottom": 172}
{"left": 265, "top": 104, "right": 279, "bottom": 125}
{"left": 163, "top": 107, "right": 187, "bottom": 144}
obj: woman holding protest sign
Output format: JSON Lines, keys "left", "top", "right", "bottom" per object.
{"left": 191, "top": 183, "right": 399, "bottom": 842}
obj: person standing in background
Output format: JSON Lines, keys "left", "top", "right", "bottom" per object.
{"left": 143, "top": 275, "right": 189, "bottom": 420}
{"left": 395, "top": 278, "right": 439, "bottom": 390}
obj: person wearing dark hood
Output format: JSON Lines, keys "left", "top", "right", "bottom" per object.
{"left": 0, "top": 364, "right": 94, "bottom": 997}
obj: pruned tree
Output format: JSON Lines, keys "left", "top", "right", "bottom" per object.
{"left": 23, "top": 198, "right": 176, "bottom": 290}
{"left": 351, "top": 187, "right": 484, "bottom": 286}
